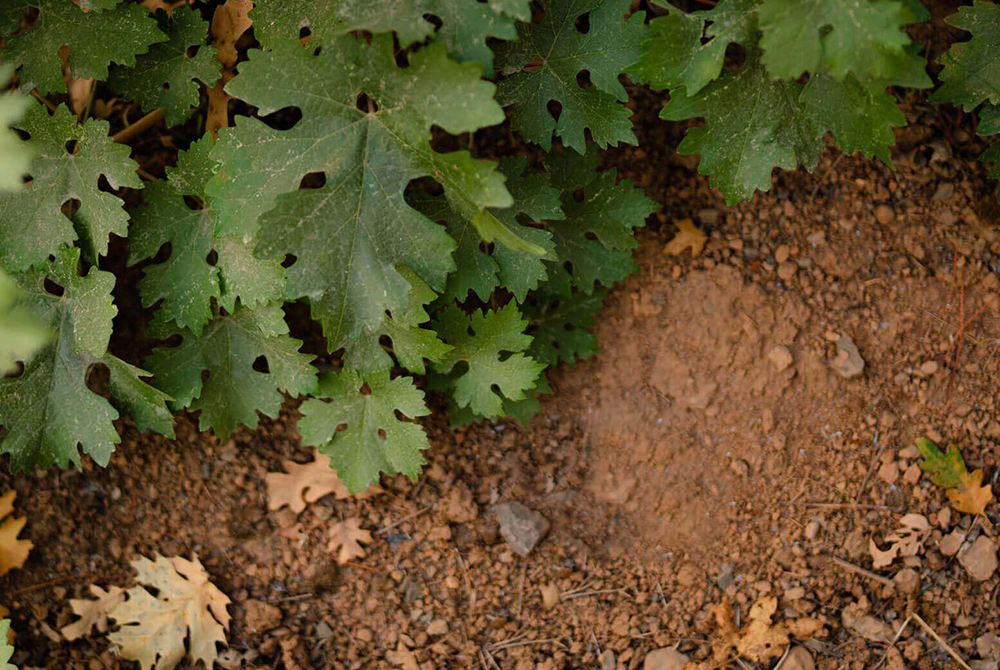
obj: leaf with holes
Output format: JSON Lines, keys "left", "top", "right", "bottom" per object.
{"left": 0, "top": 64, "right": 32, "bottom": 192}
{"left": 128, "top": 137, "right": 284, "bottom": 333}
{"left": 526, "top": 288, "right": 605, "bottom": 366}
{"left": 252, "top": 0, "right": 530, "bottom": 72}
{"left": 758, "top": 0, "right": 916, "bottom": 82}
{"left": 0, "top": 104, "right": 142, "bottom": 272}
{"left": 0, "top": 269, "right": 49, "bottom": 374}
{"left": 494, "top": 0, "right": 646, "bottom": 152}
{"left": 434, "top": 303, "right": 544, "bottom": 418}
{"left": 220, "top": 37, "right": 506, "bottom": 355}
{"left": 144, "top": 303, "right": 317, "bottom": 440}
{"left": 2, "top": 0, "right": 166, "bottom": 96}
{"left": 298, "top": 369, "right": 431, "bottom": 493}
{"left": 0, "top": 248, "right": 173, "bottom": 471}
{"left": 108, "top": 6, "right": 220, "bottom": 126}
{"left": 931, "top": 2, "right": 1000, "bottom": 110}
{"left": 626, "top": 0, "right": 758, "bottom": 95}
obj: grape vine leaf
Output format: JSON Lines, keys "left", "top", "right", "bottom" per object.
{"left": 0, "top": 270, "right": 49, "bottom": 374}
{"left": 0, "top": 247, "right": 173, "bottom": 471}
{"left": 916, "top": 438, "right": 994, "bottom": 515}
{"left": 298, "top": 369, "right": 431, "bottom": 493}
{"left": 2, "top": 0, "right": 166, "bottom": 96}
{"left": 252, "top": 0, "right": 530, "bottom": 72}
{"left": 526, "top": 288, "right": 606, "bottom": 366}
{"left": 542, "top": 147, "right": 656, "bottom": 293}
{"left": 222, "top": 37, "right": 507, "bottom": 356}
{"left": 494, "top": 0, "right": 646, "bottom": 152}
{"left": 434, "top": 303, "right": 544, "bottom": 418}
{"left": 0, "top": 620, "right": 12, "bottom": 670}
{"left": 0, "top": 104, "right": 142, "bottom": 272}
{"left": 145, "top": 303, "right": 317, "bottom": 440}
{"left": 0, "top": 65, "right": 32, "bottom": 192}
{"left": 626, "top": 0, "right": 758, "bottom": 95}
{"left": 931, "top": 2, "right": 1000, "bottom": 110}
{"left": 413, "top": 156, "right": 562, "bottom": 304}
{"left": 758, "top": 0, "right": 914, "bottom": 82}
{"left": 661, "top": 55, "right": 823, "bottom": 205}
{"left": 439, "top": 369, "right": 552, "bottom": 428}
{"left": 211, "top": 36, "right": 508, "bottom": 238}
{"left": 129, "top": 137, "right": 284, "bottom": 333}
{"left": 107, "top": 6, "right": 219, "bottom": 126}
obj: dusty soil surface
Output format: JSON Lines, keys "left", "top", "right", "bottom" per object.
{"left": 6, "top": 92, "right": 1000, "bottom": 670}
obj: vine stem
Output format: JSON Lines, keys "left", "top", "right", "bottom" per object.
{"left": 113, "top": 107, "right": 163, "bottom": 143}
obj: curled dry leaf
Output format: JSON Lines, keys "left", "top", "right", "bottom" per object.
{"left": 266, "top": 448, "right": 381, "bottom": 514}
{"left": 61, "top": 584, "right": 126, "bottom": 641}
{"left": 210, "top": 0, "right": 252, "bottom": 69}
{"left": 694, "top": 597, "right": 823, "bottom": 666}
{"left": 0, "top": 490, "right": 32, "bottom": 577}
{"left": 916, "top": 437, "right": 993, "bottom": 516}
{"left": 869, "top": 513, "right": 930, "bottom": 569}
{"left": 326, "top": 517, "right": 373, "bottom": 565}
{"left": 109, "top": 554, "right": 231, "bottom": 670}
{"left": 663, "top": 218, "right": 707, "bottom": 258}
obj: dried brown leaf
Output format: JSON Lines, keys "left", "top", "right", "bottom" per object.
{"left": 869, "top": 513, "right": 930, "bottom": 569}
{"left": 61, "top": 584, "right": 126, "bottom": 641}
{"left": 699, "top": 597, "right": 822, "bottom": 665}
{"left": 326, "top": 518, "right": 373, "bottom": 565}
{"left": 211, "top": 0, "right": 252, "bottom": 68}
{"left": 266, "top": 448, "right": 381, "bottom": 514}
{"left": 663, "top": 218, "right": 706, "bottom": 258}
{"left": 0, "top": 491, "right": 32, "bottom": 577}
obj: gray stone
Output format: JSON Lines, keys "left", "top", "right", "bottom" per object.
{"left": 494, "top": 502, "right": 550, "bottom": 556}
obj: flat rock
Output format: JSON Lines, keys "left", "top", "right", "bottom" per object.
{"left": 767, "top": 345, "right": 793, "bottom": 372}
{"left": 960, "top": 536, "right": 998, "bottom": 581}
{"left": 831, "top": 335, "right": 865, "bottom": 379}
{"left": 643, "top": 647, "right": 689, "bottom": 670}
{"left": 494, "top": 502, "right": 550, "bottom": 557}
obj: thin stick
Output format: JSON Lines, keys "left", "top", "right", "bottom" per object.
{"left": 911, "top": 612, "right": 972, "bottom": 670}
{"left": 374, "top": 503, "right": 434, "bottom": 535}
{"left": 30, "top": 90, "right": 57, "bottom": 113}
{"left": 489, "top": 638, "right": 563, "bottom": 653}
{"left": 827, "top": 556, "right": 893, "bottom": 586}
{"left": 515, "top": 559, "right": 527, "bottom": 620}
{"left": 10, "top": 572, "right": 96, "bottom": 596}
{"left": 455, "top": 549, "right": 476, "bottom": 612}
{"left": 560, "top": 588, "right": 626, "bottom": 601}
{"left": 112, "top": 107, "right": 163, "bottom": 143}
{"left": 873, "top": 615, "right": 911, "bottom": 669}
{"left": 783, "top": 501, "right": 901, "bottom": 511}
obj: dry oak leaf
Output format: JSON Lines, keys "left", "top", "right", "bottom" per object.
{"left": 326, "top": 518, "right": 373, "bottom": 565}
{"left": 266, "top": 448, "right": 381, "bottom": 514}
{"left": 946, "top": 468, "right": 993, "bottom": 516}
{"left": 109, "top": 554, "right": 231, "bottom": 670}
{"left": 869, "top": 513, "right": 930, "bottom": 569}
{"left": 61, "top": 584, "right": 127, "bottom": 641}
{"left": 211, "top": 0, "right": 253, "bottom": 69}
{"left": 916, "top": 437, "right": 994, "bottom": 515}
{"left": 663, "top": 218, "right": 707, "bottom": 258}
{"left": 0, "top": 491, "right": 32, "bottom": 577}
{"left": 699, "top": 597, "right": 822, "bottom": 665}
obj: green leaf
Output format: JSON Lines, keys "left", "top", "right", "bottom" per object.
{"left": 542, "top": 147, "right": 656, "bottom": 292}
{"left": 661, "top": 55, "right": 823, "bottom": 204}
{"left": 211, "top": 37, "right": 508, "bottom": 238}
{"left": 0, "top": 620, "right": 15, "bottom": 670}
{"left": 107, "top": 6, "right": 219, "bottom": 126}
{"left": 495, "top": 0, "right": 646, "bottom": 152}
{"left": 2, "top": 0, "right": 166, "bottom": 96}
{"left": 0, "top": 64, "right": 32, "bottom": 192}
{"left": 145, "top": 303, "right": 317, "bottom": 440}
{"left": 0, "top": 247, "right": 173, "bottom": 471}
{"left": 440, "top": 371, "right": 552, "bottom": 427}
{"left": 758, "top": 0, "right": 914, "bottom": 82}
{"left": 0, "top": 104, "right": 142, "bottom": 272}
{"left": 414, "top": 156, "right": 562, "bottom": 304}
{"left": 801, "top": 72, "right": 906, "bottom": 165}
{"left": 526, "top": 288, "right": 606, "bottom": 366}
{"left": 931, "top": 2, "right": 1000, "bottom": 110}
{"left": 341, "top": 266, "right": 452, "bottom": 376}
{"left": 298, "top": 369, "right": 431, "bottom": 493}
{"left": 0, "top": 269, "right": 49, "bottom": 374}
{"left": 626, "top": 0, "right": 758, "bottom": 95}
{"left": 252, "top": 0, "right": 530, "bottom": 72}
{"left": 916, "top": 437, "right": 969, "bottom": 489}
{"left": 434, "top": 303, "right": 544, "bottom": 418}
{"left": 128, "top": 137, "right": 284, "bottom": 333}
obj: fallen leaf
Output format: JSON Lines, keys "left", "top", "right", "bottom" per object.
{"left": 61, "top": 584, "right": 127, "bottom": 641}
{"left": 326, "top": 518, "right": 373, "bottom": 565}
{"left": 266, "top": 448, "right": 381, "bottom": 514}
{"left": 205, "top": 80, "right": 231, "bottom": 139}
{"left": 0, "top": 491, "right": 32, "bottom": 577}
{"left": 0, "top": 606, "right": 11, "bottom": 645}
{"left": 869, "top": 513, "right": 929, "bottom": 569}
{"left": 916, "top": 437, "right": 993, "bottom": 515}
{"left": 210, "top": 0, "right": 252, "bottom": 69}
{"left": 698, "top": 597, "right": 822, "bottom": 665}
{"left": 109, "top": 554, "right": 231, "bottom": 670}
{"left": 663, "top": 218, "right": 706, "bottom": 258}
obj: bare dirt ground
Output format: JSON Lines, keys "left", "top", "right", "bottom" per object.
{"left": 6, "top": 89, "right": 1000, "bottom": 669}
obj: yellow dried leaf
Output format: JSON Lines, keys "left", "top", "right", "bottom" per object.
{"left": 326, "top": 518, "right": 373, "bottom": 565}
{"left": 700, "top": 597, "right": 822, "bottom": 665}
{"left": 916, "top": 438, "right": 993, "bottom": 516}
{"left": 61, "top": 584, "right": 126, "bottom": 641}
{"left": 947, "top": 469, "right": 993, "bottom": 515}
{"left": 663, "top": 218, "right": 706, "bottom": 258}
{"left": 109, "top": 554, "right": 231, "bottom": 670}
{"left": 869, "top": 513, "right": 930, "bottom": 569}
{"left": 211, "top": 0, "right": 252, "bottom": 68}
{"left": 266, "top": 448, "right": 381, "bottom": 514}
{"left": 0, "top": 491, "right": 32, "bottom": 577}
